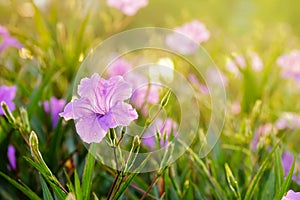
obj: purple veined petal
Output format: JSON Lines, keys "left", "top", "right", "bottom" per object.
{"left": 7, "top": 145, "right": 17, "bottom": 171}
{"left": 282, "top": 190, "right": 300, "bottom": 200}
{"left": 0, "top": 85, "right": 17, "bottom": 115}
{"left": 59, "top": 98, "right": 96, "bottom": 121}
{"left": 99, "top": 101, "right": 138, "bottom": 130}
{"left": 63, "top": 74, "right": 138, "bottom": 143}
{"left": 75, "top": 114, "right": 107, "bottom": 143}
{"left": 102, "top": 76, "right": 133, "bottom": 108}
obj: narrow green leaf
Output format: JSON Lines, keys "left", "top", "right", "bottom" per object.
{"left": 0, "top": 171, "right": 41, "bottom": 200}
{"left": 40, "top": 175, "right": 54, "bottom": 200}
{"left": 24, "top": 157, "right": 67, "bottom": 200}
{"left": 224, "top": 163, "right": 241, "bottom": 200}
{"left": 274, "top": 148, "right": 284, "bottom": 193}
{"left": 244, "top": 144, "right": 279, "bottom": 200}
{"left": 74, "top": 170, "right": 83, "bottom": 200}
{"left": 275, "top": 155, "right": 296, "bottom": 200}
{"left": 82, "top": 144, "right": 96, "bottom": 200}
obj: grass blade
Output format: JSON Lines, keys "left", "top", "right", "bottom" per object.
{"left": 82, "top": 144, "right": 96, "bottom": 200}
{"left": 0, "top": 171, "right": 41, "bottom": 200}
{"left": 40, "top": 175, "right": 54, "bottom": 200}
{"left": 274, "top": 155, "right": 296, "bottom": 200}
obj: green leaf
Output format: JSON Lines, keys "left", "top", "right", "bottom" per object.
{"left": 244, "top": 144, "right": 279, "bottom": 200}
{"left": 40, "top": 175, "right": 54, "bottom": 200}
{"left": 24, "top": 157, "right": 67, "bottom": 200}
{"left": 74, "top": 170, "right": 83, "bottom": 200}
{"left": 82, "top": 144, "right": 96, "bottom": 200}
{"left": 224, "top": 163, "right": 241, "bottom": 200}
{"left": 274, "top": 155, "right": 296, "bottom": 200}
{"left": 274, "top": 148, "right": 284, "bottom": 193}
{"left": 0, "top": 171, "right": 41, "bottom": 200}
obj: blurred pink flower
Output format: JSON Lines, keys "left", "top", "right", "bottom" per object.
{"left": 251, "top": 123, "right": 274, "bottom": 150}
{"left": 275, "top": 112, "right": 300, "bottom": 130}
{"left": 107, "top": 58, "right": 160, "bottom": 116}
{"left": 60, "top": 74, "right": 138, "bottom": 143}
{"left": 0, "top": 85, "right": 17, "bottom": 115}
{"left": 124, "top": 72, "right": 160, "bottom": 116}
{"left": 282, "top": 190, "right": 300, "bottom": 200}
{"left": 44, "top": 97, "right": 66, "bottom": 128}
{"left": 188, "top": 74, "right": 209, "bottom": 95}
{"left": 0, "top": 25, "right": 23, "bottom": 52}
{"left": 107, "top": 58, "right": 132, "bottom": 77}
{"left": 282, "top": 151, "right": 300, "bottom": 185}
{"left": 7, "top": 144, "right": 17, "bottom": 171}
{"left": 205, "top": 67, "right": 228, "bottom": 87}
{"left": 166, "top": 20, "right": 210, "bottom": 55}
{"left": 143, "top": 118, "right": 178, "bottom": 149}
{"left": 225, "top": 52, "right": 263, "bottom": 77}
{"left": 107, "top": 0, "right": 148, "bottom": 16}
{"left": 277, "top": 50, "right": 300, "bottom": 82}
{"left": 231, "top": 101, "right": 241, "bottom": 115}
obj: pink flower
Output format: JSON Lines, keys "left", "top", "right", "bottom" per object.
{"left": 0, "top": 25, "right": 23, "bottom": 52}
{"left": 106, "top": 58, "right": 160, "bottom": 116}
{"left": 60, "top": 74, "right": 138, "bottom": 143}
{"left": 124, "top": 72, "right": 160, "bottom": 116}
{"left": 107, "top": 58, "right": 132, "bottom": 77}
{"left": 44, "top": 97, "right": 66, "bottom": 128}
{"left": 188, "top": 74, "right": 209, "bottom": 95}
{"left": 107, "top": 0, "right": 148, "bottom": 16}
{"left": 166, "top": 20, "right": 210, "bottom": 55}
{"left": 226, "top": 52, "right": 263, "bottom": 77}
{"left": 143, "top": 118, "right": 178, "bottom": 149}
{"left": 277, "top": 50, "right": 300, "bottom": 82}
{"left": 231, "top": 101, "right": 241, "bottom": 115}
{"left": 0, "top": 85, "right": 17, "bottom": 115}
{"left": 251, "top": 123, "right": 274, "bottom": 150}
{"left": 282, "top": 190, "right": 300, "bottom": 200}
{"left": 275, "top": 112, "right": 300, "bottom": 130}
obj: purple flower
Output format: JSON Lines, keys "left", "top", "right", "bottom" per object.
{"left": 166, "top": 20, "right": 210, "bottom": 55}
{"left": 107, "top": 58, "right": 132, "bottom": 77}
{"left": 143, "top": 118, "right": 178, "bottom": 149}
{"left": 282, "top": 190, "right": 300, "bottom": 200}
{"left": 106, "top": 58, "right": 160, "bottom": 116}
{"left": 7, "top": 144, "right": 17, "bottom": 171}
{"left": 282, "top": 151, "right": 300, "bottom": 185}
{"left": 277, "top": 50, "right": 300, "bottom": 83}
{"left": 60, "top": 74, "right": 138, "bottom": 143}
{"left": 44, "top": 97, "right": 66, "bottom": 128}
{"left": 124, "top": 72, "right": 160, "bottom": 116}
{"left": 107, "top": 0, "right": 148, "bottom": 16}
{"left": 0, "top": 25, "right": 23, "bottom": 52}
{"left": 0, "top": 85, "right": 17, "bottom": 115}
{"left": 275, "top": 112, "right": 300, "bottom": 130}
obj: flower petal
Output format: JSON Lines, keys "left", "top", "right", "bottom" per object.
{"left": 75, "top": 115, "right": 107, "bottom": 143}
{"left": 59, "top": 98, "right": 94, "bottom": 120}
{"left": 99, "top": 102, "right": 138, "bottom": 130}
